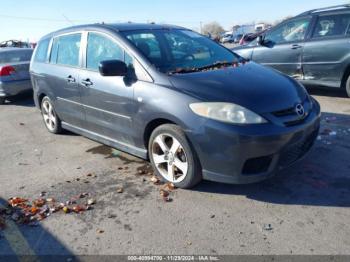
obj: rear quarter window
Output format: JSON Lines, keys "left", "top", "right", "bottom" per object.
{"left": 33, "top": 38, "right": 50, "bottom": 63}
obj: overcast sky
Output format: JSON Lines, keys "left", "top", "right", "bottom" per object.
{"left": 0, "top": 0, "right": 345, "bottom": 42}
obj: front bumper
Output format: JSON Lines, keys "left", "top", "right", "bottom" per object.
{"left": 186, "top": 99, "right": 321, "bottom": 184}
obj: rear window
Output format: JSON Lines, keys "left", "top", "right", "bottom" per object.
{"left": 33, "top": 38, "right": 50, "bottom": 63}
{"left": 0, "top": 49, "right": 33, "bottom": 64}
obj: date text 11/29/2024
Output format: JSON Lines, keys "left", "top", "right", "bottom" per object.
{"left": 127, "top": 255, "right": 220, "bottom": 261}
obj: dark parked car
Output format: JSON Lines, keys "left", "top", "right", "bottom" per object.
{"left": 30, "top": 23, "right": 320, "bottom": 188}
{"left": 234, "top": 34, "right": 244, "bottom": 43}
{"left": 0, "top": 48, "right": 33, "bottom": 104}
{"left": 239, "top": 30, "right": 268, "bottom": 46}
{"left": 0, "top": 40, "right": 31, "bottom": 48}
{"left": 233, "top": 4, "right": 350, "bottom": 97}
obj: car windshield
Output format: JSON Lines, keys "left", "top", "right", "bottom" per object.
{"left": 121, "top": 29, "right": 240, "bottom": 74}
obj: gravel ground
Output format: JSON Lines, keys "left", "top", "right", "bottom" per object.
{"left": 0, "top": 87, "right": 349, "bottom": 257}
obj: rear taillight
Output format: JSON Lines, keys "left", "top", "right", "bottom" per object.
{"left": 0, "top": 66, "right": 16, "bottom": 76}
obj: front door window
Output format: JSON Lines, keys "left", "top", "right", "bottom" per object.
{"left": 86, "top": 32, "right": 124, "bottom": 70}
{"left": 265, "top": 18, "right": 310, "bottom": 44}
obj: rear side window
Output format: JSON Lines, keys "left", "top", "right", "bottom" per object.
{"left": 86, "top": 32, "right": 123, "bottom": 70}
{"left": 312, "top": 14, "right": 350, "bottom": 38}
{"left": 33, "top": 38, "right": 50, "bottom": 63}
{"left": 0, "top": 50, "right": 33, "bottom": 64}
{"left": 50, "top": 33, "right": 81, "bottom": 67}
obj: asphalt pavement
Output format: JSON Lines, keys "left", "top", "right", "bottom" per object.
{"left": 0, "top": 87, "right": 349, "bottom": 256}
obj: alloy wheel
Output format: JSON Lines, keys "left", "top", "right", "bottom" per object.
{"left": 151, "top": 133, "right": 189, "bottom": 183}
{"left": 42, "top": 100, "right": 57, "bottom": 132}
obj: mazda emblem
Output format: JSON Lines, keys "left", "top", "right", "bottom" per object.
{"left": 295, "top": 104, "right": 305, "bottom": 117}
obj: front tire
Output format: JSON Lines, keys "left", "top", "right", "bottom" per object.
{"left": 346, "top": 75, "right": 350, "bottom": 98}
{"left": 41, "top": 96, "right": 62, "bottom": 134}
{"left": 148, "top": 124, "right": 202, "bottom": 189}
{"left": 0, "top": 97, "right": 5, "bottom": 105}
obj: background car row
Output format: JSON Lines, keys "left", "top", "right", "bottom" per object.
{"left": 1, "top": 4, "right": 350, "bottom": 105}
{"left": 233, "top": 4, "right": 350, "bottom": 97}
{"left": 0, "top": 48, "right": 33, "bottom": 104}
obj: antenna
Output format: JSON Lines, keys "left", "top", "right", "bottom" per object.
{"left": 62, "top": 14, "right": 75, "bottom": 26}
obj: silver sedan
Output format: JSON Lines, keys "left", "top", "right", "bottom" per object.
{"left": 0, "top": 48, "right": 33, "bottom": 104}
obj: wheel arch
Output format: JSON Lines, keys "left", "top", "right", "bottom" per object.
{"left": 143, "top": 118, "right": 177, "bottom": 150}
{"left": 144, "top": 118, "right": 203, "bottom": 188}
{"left": 37, "top": 93, "right": 47, "bottom": 108}
{"left": 341, "top": 64, "right": 350, "bottom": 89}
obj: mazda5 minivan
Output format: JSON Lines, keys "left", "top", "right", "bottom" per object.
{"left": 30, "top": 23, "right": 321, "bottom": 188}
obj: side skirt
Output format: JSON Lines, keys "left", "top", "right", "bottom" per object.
{"left": 61, "top": 122, "right": 148, "bottom": 160}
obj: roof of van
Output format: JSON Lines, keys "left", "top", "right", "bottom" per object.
{"left": 41, "top": 23, "right": 187, "bottom": 39}
{"left": 107, "top": 23, "right": 185, "bottom": 31}
{"left": 297, "top": 4, "right": 350, "bottom": 16}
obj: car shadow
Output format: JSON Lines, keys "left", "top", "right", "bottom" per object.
{"left": 193, "top": 112, "right": 350, "bottom": 208}
{"left": 306, "top": 86, "right": 348, "bottom": 98}
{"left": 3, "top": 92, "right": 35, "bottom": 107}
{"left": 3, "top": 93, "right": 79, "bottom": 137}
{"left": 0, "top": 198, "right": 75, "bottom": 260}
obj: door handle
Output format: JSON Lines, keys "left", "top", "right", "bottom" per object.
{"left": 66, "top": 75, "right": 76, "bottom": 83}
{"left": 81, "top": 78, "right": 93, "bottom": 87}
{"left": 291, "top": 44, "right": 302, "bottom": 50}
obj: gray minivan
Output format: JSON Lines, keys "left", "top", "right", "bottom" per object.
{"left": 233, "top": 5, "right": 350, "bottom": 97}
{"left": 30, "top": 23, "right": 320, "bottom": 188}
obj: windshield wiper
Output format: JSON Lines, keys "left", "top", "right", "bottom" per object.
{"left": 168, "top": 60, "right": 245, "bottom": 75}
{"left": 168, "top": 67, "right": 200, "bottom": 75}
{"left": 197, "top": 61, "right": 238, "bottom": 71}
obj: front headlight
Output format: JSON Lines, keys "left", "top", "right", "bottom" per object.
{"left": 189, "top": 102, "right": 267, "bottom": 124}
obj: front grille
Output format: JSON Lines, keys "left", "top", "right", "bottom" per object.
{"left": 272, "top": 107, "right": 295, "bottom": 117}
{"left": 271, "top": 98, "right": 312, "bottom": 127}
{"left": 284, "top": 118, "right": 306, "bottom": 127}
{"left": 242, "top": 155, "right": 273, "bottom": 175}
{"left": 278, "top": 129, "right": 318, "bottom": 167}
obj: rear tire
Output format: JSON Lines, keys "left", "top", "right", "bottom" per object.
{"left": 148, "top": 124, "right": 202, "bottom": 189}
{"left": 345, "top": 75, "right": 350, "bottom": 98}
{"left": 41, "top": 96, "right": 62, "bottom": 134}
{"left": 0, "top": 97, "right": 5, "bottom": 105}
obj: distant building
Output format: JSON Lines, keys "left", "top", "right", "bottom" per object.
{"left": 255, "top": 23, "right": 272, "bottom": 32}
{"left": 232, "top": 24, "right": 255, "bottom": 35}
{"left": 229, "top": 23, "right": 272, "bottom": 35}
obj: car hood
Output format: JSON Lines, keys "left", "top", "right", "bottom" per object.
{"left": 168, "top": 62, "right": 307, "bottom": 114}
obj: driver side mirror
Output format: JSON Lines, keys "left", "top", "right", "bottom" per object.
{"left": 257, "top": 35, "right": 274, "bottom": 48}
{"left": 99, "top": 60, "right": 127, "bottom": 77}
